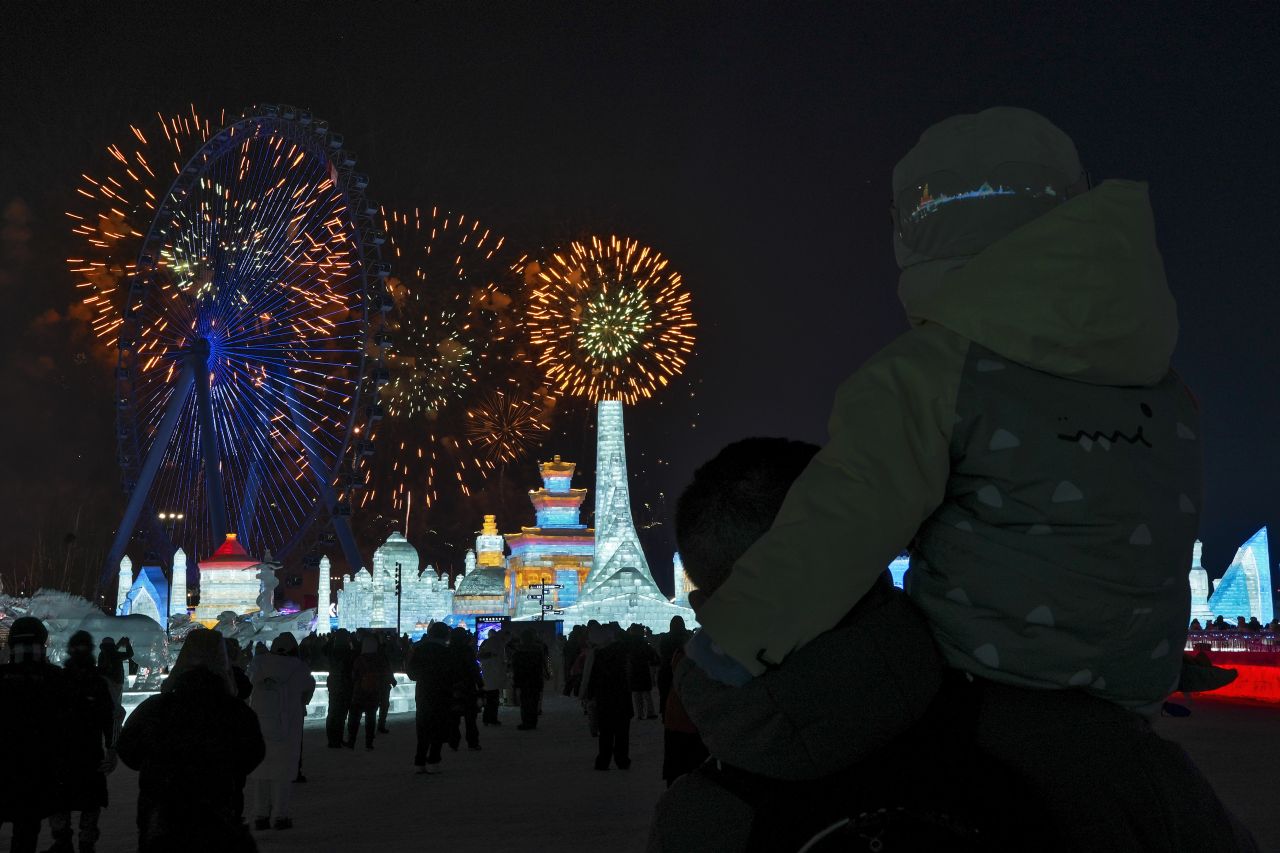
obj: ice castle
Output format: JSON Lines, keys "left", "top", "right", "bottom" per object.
{"left": 336, "top": 532, "right": 454, "bottom": 634}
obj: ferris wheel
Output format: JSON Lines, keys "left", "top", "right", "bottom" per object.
{"left": 103, "top": 105, "right": 388, "bottom": 582}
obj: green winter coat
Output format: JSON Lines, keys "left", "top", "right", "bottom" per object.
{"left": 698, "top": 180, "right": 1200, "bottom": 714}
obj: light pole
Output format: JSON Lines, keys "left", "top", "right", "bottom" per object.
{"left": 157, "top": 511, "right": 185, "bottom": 635}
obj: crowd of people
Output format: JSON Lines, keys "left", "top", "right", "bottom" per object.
{"left": 2, "top": 104, "right": 1271, "bottom": 852}
{"left": 0, "top": 607, "right": 697, "bottom": 853}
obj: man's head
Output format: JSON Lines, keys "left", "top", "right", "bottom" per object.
{"left": 67, "top": 630, "right": 95, "bottom": 664}
{"left": 893, "top": 107, "right": 1085, "bottom": 269}
{"left": 272, "top": 632, "right": 299, "bottom": 656}
{"left": 9, "top": 617, "right": 49, "bottom": 664}
{"left": 675, "top": 437, "right": 820, "bottom": 603}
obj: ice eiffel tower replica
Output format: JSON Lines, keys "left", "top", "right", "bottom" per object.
{"left": 563, "top": 400, "right": 697, "bottom": 631}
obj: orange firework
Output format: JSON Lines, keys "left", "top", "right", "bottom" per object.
{"left": 66, "top": 106, "right": 224, "bottom": 344}
{"left": 465, "top": 392, "right": 550, "bottom": 464}
{"left": 524, "top": 235, "right": 695, "bottom": 404}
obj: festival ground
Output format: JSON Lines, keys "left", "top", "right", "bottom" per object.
{"left": 2, "top": 695, "right": 1277, "bottom": 852}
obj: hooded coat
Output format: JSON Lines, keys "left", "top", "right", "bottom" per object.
{"left": 117, "top": 667, "right": 265, "bottom": 831}
{"left": 698, "top": 108, "right": 1198, "bottom": 717}
{"left": 246, "top": 644, "right": 315, "bottom": 780}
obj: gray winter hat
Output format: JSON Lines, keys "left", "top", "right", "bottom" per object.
{"left": 892, "top": 107, "right": 1084, "bottom": 267}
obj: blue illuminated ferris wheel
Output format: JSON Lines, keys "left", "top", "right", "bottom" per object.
{"left": 103, "top": 105, "right": 389, "bottom": 583}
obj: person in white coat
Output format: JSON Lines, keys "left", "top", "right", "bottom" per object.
{"left": 477, "top": 629, "right": 508, "bottom": 726}
{"left": 247, "top": 632, "right": 315, "bottom": 831}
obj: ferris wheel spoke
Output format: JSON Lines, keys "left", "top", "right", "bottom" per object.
{"left": 105, "top": 361, "right": 197, "bottom": 577}
{"left": 97, "top": 108, "right": 381, "bottom": 582}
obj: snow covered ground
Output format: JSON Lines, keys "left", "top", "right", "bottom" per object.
{"left": 3, "top": 694, "right": 1277, "bottom": 852}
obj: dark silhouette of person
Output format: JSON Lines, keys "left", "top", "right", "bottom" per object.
{"left": 376, "top": 634, "right": 399, "bottom": 734}
{"left": 586, "top": 624, "right": 633, "bottom": 771}
{"left": 477, "top": 628, "right": 509, "bottom": 727}
{"left": 321, "top": 630, "right": 356, "bottom": 748}
{"left": 408, "top": 622, "right": 457, "bottom": 773}
{"left": 448, "top": 627, "right": 483, "bottom": 750}
{"left": 46, "top": 631, "right": 116, "bottom": 853}
{"left": 682, "top": 108, "right": 1260, "bottom": 852}
{"left": 347, "top": 634, "right": 390, "bottom": 750}
{"left": 656, "top": 616, "right": 689, "bottom": 720}
{"left": 625, "top": 624, "right": 660, "bottom": 719}
{"left": 117, "top": 629, "right": 264, "bottom": 853}
{"left": 1, "top": 617, "right": 70, "bottom": 853}
{"left": 510, "top": 630, "right": 548, "bottom": 730}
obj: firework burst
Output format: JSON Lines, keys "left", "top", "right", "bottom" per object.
{"left": 466, "top": 392, "right": 550, "bottom": 464}
{"left": 66, "top": 106, "right": 224, "bottom": 344}
{"left": 525, "top": 235, "right": 695, "bottom": 404}
{"left": 366, "top": 207, "right": 541, "bottom": 525}
{"left": 379, "top": 206, "right": 509, "bottom": 417}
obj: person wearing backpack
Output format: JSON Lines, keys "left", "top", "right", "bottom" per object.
{"left": 247, "top": 632, "right": 315, "bottom": 831}
{"left": 348, "top": 634, "right": 391, "bottom": 750}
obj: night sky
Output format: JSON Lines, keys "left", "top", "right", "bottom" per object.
{"left": 0, "top": 5, "right": 1276, "bottom": 598}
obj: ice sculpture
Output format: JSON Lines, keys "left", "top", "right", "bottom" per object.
{"left": 171, "top": 549, "right": 188, "bottom": 617}
{"left": 545, "top": 401, "right": 696, "bottom": 631}
{"left": 1188, "top": 541, "right": 1214, "bottom": 624}
{"left": 194, "top": 534, "right": 270, "bottom": 622}
{"left": 316, "top": 556, "right": 332, "bottom": 635}
{"left": 336, "top": 532, "right": 453, "bottom": 633}
{"left": 116, "top": 555, "right": 189, "bottom": 624}
{"left": 506, "top": 458, "right": 594, "bottom": 617}
{"left": 6, "top": 589, "right": 169, "bottom": 670}
{"left": 671, "top": 553, "right": 692, "bottom": 607}
{"left": 1205, "top": 527, "right": 1274, "bottom": 623}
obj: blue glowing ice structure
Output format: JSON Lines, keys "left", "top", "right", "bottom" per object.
{"left": 117, "top": 551, "right": 189, "bottom": 623}
{"left": 1207, "top": 527, "right": 1274, "bottom": 623}
{"left": 505, "top": 458, "right": 595, "bottom": 618}
{"left": 560, "top": 401, "right": 696, "bottom": 631}
{"left": 889, "top": 553, "right": 910, "bottom": 589}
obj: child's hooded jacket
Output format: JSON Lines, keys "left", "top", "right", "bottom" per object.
{"left": 697, "top": 108, "right": 1199, "bottom": 715}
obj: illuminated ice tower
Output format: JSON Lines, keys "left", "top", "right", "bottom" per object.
{"left": 1207, "top": 527, "right": 1274, "bottom": 624}
{"left": 1188, "top": 541, "right": 1213, "bottom": 625}
{"left": 316, "top": 556, "right": 332, "bottom": 635}
{"left": 170, "top": 549, "right": 188, "bottom": 617}
{"left": 570, "top": 400, "right": 695, "bottom": 629}
{"left": 506, "top": 457, "right": 595, "bottom": 617}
